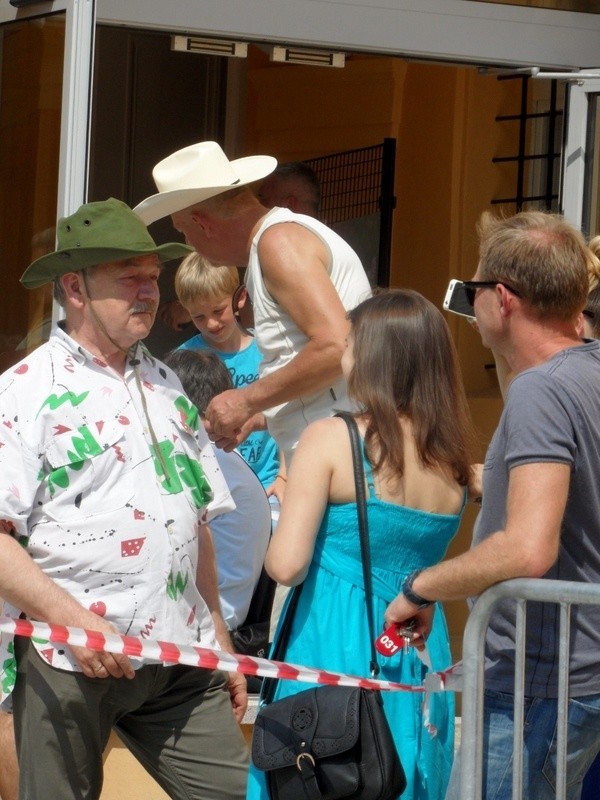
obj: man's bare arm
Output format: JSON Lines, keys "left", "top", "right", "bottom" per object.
{"left": 385, "top": 461, "right": 570, "bottom": 628}
{"left": 205, "top": 223, "right": 351, "bottom": 436}
{"left": 0, "top": 532, "right": 134, "bottom": 678}
{"left": 196, "top": 524, "right": 247, "bottom": 722}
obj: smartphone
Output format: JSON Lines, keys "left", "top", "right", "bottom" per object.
{"left": 443, "top": 279, "right": 475, "bottom": 320}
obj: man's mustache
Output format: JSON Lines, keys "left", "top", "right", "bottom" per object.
{"left": 130, "top": 303, "right": 157, "bottom": 315}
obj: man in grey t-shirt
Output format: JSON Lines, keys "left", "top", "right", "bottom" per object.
{"left": 385, "top": 211, "right": 600, "bottom": 799}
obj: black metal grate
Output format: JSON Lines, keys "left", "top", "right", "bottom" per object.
{"left": 491, "top": 75, "right": 563, "bottom": 211}
{"left": 306, "top": 143, "right": 386, "bottom": 223}
{"left": 305, "top": 139, "right": 396, "bottom": 286}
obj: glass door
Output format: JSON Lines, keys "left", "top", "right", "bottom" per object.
{"left": 561, "top": 74, "right": 600, "bottom": 237}
{"left": 0, "top": 0, "right": 95, "bottom": 369}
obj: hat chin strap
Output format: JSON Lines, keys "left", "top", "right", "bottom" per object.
{"left": 80, "top": 270, "right": 170, "bottom": 478}
{"left": 80, "top": 270, "right": 138, "bottom": 364}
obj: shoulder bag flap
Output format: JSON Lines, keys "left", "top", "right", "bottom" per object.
{"left": 252, "top": 686, "right": 361, "bottom": 771}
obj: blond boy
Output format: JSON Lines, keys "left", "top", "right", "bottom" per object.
{"left": 175, "top": 254, "right": 283, "bottom": 499}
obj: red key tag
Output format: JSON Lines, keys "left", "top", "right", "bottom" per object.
{"left": 375, "top": 624, "right": 406, "bottom": 657}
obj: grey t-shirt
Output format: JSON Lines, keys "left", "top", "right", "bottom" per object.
{"left": 472, "top": 340, "right": 600, "bottom": 697}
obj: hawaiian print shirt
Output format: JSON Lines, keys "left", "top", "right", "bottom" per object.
{"left": 0, "top": 325, "right": 233, "bottom": 703}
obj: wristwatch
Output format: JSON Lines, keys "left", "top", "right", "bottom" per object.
{"left": 401, "top": 569, "right": 434, "bottom": 610}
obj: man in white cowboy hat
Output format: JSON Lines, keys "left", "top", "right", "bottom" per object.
{"left": 134, "top": 141, "right": 371, "bottom": 465}
{"left": 0, "top": 198, "right": 248, "bottom": 799}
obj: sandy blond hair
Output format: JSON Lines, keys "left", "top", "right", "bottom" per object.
{"left": 174, "top": 252, "right": 239, "bottom": 307}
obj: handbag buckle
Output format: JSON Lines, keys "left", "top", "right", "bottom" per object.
{"left": 295, "top": 751, "right": 316, "bottom": 772}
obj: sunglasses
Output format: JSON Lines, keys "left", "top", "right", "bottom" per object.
{"left": 462, "top": 280, "right": 522, "bottom": 310}
{"left": 583, "top": 308, "right": 595, "bottom": 320}
{"left": 232, "top": 284, "right": 255, "bottom": 337}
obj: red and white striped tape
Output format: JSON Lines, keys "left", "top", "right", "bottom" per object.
{"left": 0, "top": 616, "right": 461, "bottom": 693}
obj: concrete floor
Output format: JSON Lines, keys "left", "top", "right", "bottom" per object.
{"left": 100, "top": 732, "right": 169, "bottom": 800}
{"left": 99, "top": 705, "right": 460, "bottom": 799}
{"left": 100, "top": 716, "right": 255, "bottom": 800}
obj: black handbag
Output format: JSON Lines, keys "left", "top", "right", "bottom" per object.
{"left": 231, "top": 566, "right": 276, "bottom": 659}
{"left": 251, "top": 412, "right": 407, "bottom": 800}
{"left": 232, "top": 565, "right": 277, "bottom": 693}
{"left": 230, "top": 619, "right": 271, "bottom": 658}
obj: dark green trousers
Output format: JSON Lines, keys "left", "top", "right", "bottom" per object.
{"left": 13, "top": 637, "right": 248, "bottom": 800}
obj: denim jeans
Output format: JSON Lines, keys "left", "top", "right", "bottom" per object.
{"left": 582, "top": 750, "right": 600, "bottom": 799}
{"left": 447, "top": 688, "right": 600, "bottom": 800}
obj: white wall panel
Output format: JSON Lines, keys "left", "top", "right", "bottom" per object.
{"left": 95, "top": 0, "right": 600, "bottom": 69}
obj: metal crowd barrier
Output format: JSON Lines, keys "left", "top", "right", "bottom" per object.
{"left": 459, "top": 578, "right": 600, "bottom": 800}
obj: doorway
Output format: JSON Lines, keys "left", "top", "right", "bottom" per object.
{"left": 89, "top": 25, "right": 227, "bottom": 354}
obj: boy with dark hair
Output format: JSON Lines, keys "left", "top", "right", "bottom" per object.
{"left": 164, "top": 348, "right": 272, "bottom": 643}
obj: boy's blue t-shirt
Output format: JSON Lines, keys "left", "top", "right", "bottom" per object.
{"left": 178, "top": 334, "right": 279, "bottom": 489}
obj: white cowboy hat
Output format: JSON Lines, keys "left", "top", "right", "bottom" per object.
{"left": 133, "top": 141, "right": 277, "bottom": 224}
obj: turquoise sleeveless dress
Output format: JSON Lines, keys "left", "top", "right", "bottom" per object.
{"left": 246, "top": 449, "right": 465, "bottom": 800}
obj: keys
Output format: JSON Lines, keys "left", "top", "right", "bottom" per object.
{"left": 401, "top": 619, "right": 416, "bottom": 654}
{"left": 375, "top": 619, "right": 416, "bottom": 658}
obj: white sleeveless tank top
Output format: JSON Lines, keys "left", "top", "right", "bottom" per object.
{"left": 245, "top": 207, "right": 371, "bottom": 456}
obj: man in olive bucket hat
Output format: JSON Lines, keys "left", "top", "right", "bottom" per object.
{"left": 0, "top": 198, "right": 249, "bottom": 799}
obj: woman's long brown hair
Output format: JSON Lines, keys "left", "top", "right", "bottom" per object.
{"left": 347, "top": 289, "right": 475, "bottom": 486}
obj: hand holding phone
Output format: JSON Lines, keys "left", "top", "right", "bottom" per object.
{"left": 443, "top": 279, "right": 475, "bottom": 321}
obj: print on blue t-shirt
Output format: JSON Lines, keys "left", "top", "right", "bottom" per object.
{"left": 178, "top": 334, "right": 279, "bottom": 489}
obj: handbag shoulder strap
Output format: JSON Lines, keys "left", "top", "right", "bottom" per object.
{"left": 261, "top": 411, "right": 379, "bottom": 703}
{"left": 240, "top": 565, "right": 277, "bottom": 627}
{"left": 334, "top": 411, "right": 379, "bottom": 677}
{"left": 260, "top": 582, "right": 302, "bottom": 703}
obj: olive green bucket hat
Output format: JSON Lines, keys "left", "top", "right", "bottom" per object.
{"left": 20, "top": 197, "right": 192, "bottom": 289}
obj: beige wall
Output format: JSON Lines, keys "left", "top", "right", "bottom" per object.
{"left": 245, "top": 53, "right": 406, "bottom": 160}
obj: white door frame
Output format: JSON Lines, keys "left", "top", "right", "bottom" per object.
{"left": 58, "top": 0, "right": 96, "bottom": 217}
{"left": 562, "top": 74, "right": 600, "bottom": 230}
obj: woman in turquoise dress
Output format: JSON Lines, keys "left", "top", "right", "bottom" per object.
{"left": 247, "top": 290, "right": 476, "bottom": 800}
